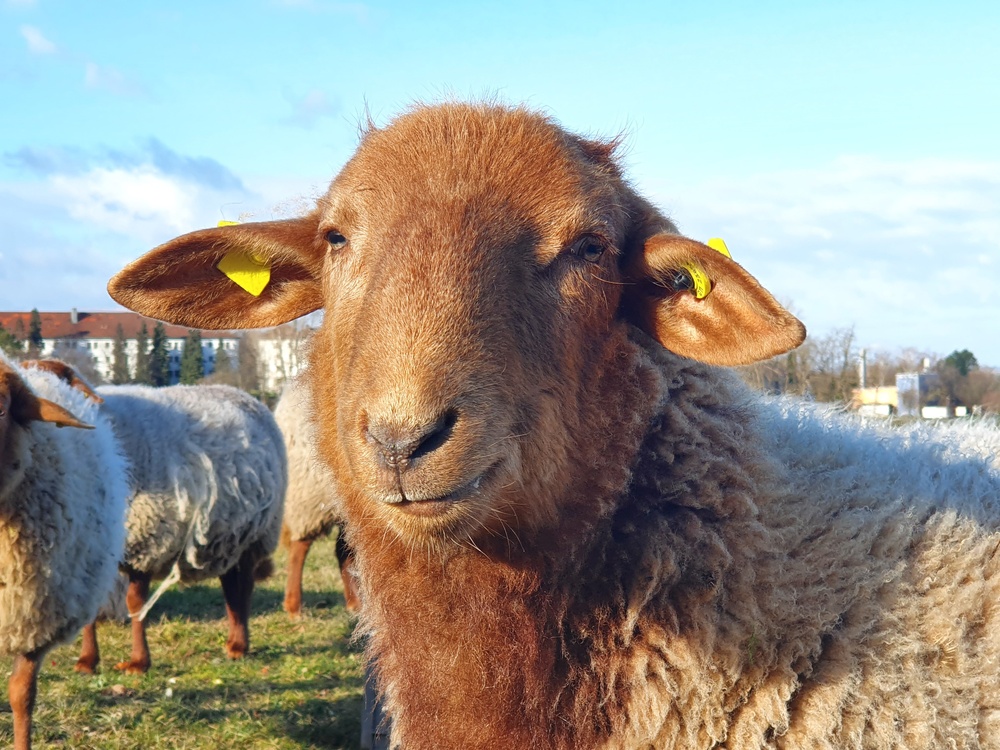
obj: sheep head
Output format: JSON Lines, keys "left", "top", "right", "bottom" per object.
{"left": 108, "top": 103, "right": 804, "bottom": 548}
{"left": 0, "top": 359, "right": 94, "bottom": 454}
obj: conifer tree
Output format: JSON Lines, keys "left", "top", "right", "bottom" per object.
{"left": 27, "top": 308, "right": 44, "bottom": 357}
{"left": 111, "top": 324, "right": 131, "bottom": 384}
{"left": 0, "top": 322, "right": 23, "bottom": 356}
{"left": 149, "top": 322, "right": 170, "bottom": 386}
{"left": 179, "top": 329, "right": 205, "bottom": 384}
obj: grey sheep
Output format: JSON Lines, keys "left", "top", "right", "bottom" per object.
{"left": 72, "top": 382, "right": 287, "bottom": 674}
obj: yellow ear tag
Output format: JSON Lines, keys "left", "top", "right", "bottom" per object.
{"left": 680, "top": 263, "right": 713, "bottom": 299}
{"left": 214, "top": 221, "right": 272, "bottom": 297}
{"left": 706, "top": 237, "right": 732, "bottom": 258}
{"left": 679, "top": 238, "right": 732, "bottom": 300}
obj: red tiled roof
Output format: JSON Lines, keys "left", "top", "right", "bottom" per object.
{"left": 0, "top": 311, "right": 239, "bottom": 341}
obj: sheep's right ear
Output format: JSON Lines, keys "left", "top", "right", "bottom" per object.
{"left": 621, "top": 233, "right": 806, "bottom": 365}
{"left": 12, "top": 388, "right": 94, "bottom": 430}
{"left": 107, "top": 215, "right": 326, "bottom": 331}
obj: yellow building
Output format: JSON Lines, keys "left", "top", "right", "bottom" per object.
{"left": 850, "top": 386, "right": 898, "bottom": 416}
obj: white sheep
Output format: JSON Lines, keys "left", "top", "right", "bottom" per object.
{"left": 0, "top": 353, "right": 128, "bottom": 750}
{"left": 274, "top": 376, "right": 360, "bottom": 616}
{"left": 72, "top": 382, "right": 287, "bottom": 674}
{"left": 107, "top": 102, "right": 1000, "bottom": 749}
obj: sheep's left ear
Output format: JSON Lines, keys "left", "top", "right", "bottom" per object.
{"left": 12, "top": 387, "right": 94, "bottom": 430}
{"left": 621, "top": 233, "right": 806, "bottom": 366}
{"left": 107, "top": 215, "right": 325, "bottom": 330}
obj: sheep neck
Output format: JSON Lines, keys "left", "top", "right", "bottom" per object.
{"left": 352, "top": 329, "right": 785, "bottom": 749}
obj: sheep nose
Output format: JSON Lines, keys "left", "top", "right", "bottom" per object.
{"left": 365, "top": 410, "right": 457, "bottom": 470}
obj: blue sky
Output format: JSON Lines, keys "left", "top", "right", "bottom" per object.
{"left": 2, "top": 0, "right": 998, "bottom": 364}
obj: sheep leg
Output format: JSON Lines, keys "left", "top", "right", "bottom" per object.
{"left": 115, "top": 573, "right": 152, "bottom": 674}
{"left": 9, "top": 649, "right": 43, "bottom": 750}
{"left": 283, "top": 538, "right": 313, "bottom": 618}
{"left": 73, "top": 622, "right": 100, "bottom": 674}
{"left": 221, "top": 555, "right": 255, "bottom": 659}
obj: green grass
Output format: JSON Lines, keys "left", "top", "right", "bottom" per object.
{"left": 0, "top": 537, "right": 365, "bottom": 749}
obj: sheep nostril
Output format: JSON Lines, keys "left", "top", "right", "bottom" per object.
{"left": 409, "top": 410, "right": 457, "bottom": 462}
{"left": 365, "top": 410, "right": 458, "bottom": 469}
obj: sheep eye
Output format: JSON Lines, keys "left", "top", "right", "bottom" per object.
{"left": 569, "top": 235, "right": 607, "bottom": 264}
{"left": 325, "top": 230, "right": 348, "bottom": 250}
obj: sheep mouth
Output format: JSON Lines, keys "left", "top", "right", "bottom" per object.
{"left": 392, "top": 462, "right": 502, "bottom": 518}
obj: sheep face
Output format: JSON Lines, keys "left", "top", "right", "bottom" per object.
{"left": 107, "top": 103, "right": 805, "bottom": 547}
{"left": 303, "top": 108, "right": 641, "bottom": 542}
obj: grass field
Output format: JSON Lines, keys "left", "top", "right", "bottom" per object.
{"left": 0, "top": 536, "right": 366, "bottom": 749}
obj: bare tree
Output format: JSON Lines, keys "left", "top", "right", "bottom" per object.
{"left": 741, "top": 327, "right": 861, "bottom": 403}
{"left": 200, "top": 333, "right": 262, "bottom": 393}
{"left": 237, "top": 332, "right": 263, "bottom": 393}
{"left": 50, "top": 342, "right": 104, "bottom": 386}
{"left": 257, "top": 321, "right": 313, "bottom": 392}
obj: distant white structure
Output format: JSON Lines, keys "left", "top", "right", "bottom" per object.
{"left": 254, "top": 322, "right": 313, "bottom": 392}
{"left": 0, "top": 309, "right": 310, "bottom": 391}
{"left": 921, "top": 406, "right": 951, "bottom": 420}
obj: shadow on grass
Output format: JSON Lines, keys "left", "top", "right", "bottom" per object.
{"left": 132, "top": 585, "right": 351, "bottom": 624}
{"left": 148, "top": 675, "right": 365, "bottom": 749}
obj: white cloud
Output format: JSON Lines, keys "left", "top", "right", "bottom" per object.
{"left": 0, "top": 157, "right": 268, "bottom": 312}
{"left": 83, "top": 61, "right": 143, "bottom": 97}
{"left": 271, "top": 0, "right": 371, "bottom": 23}
{"left": 15, "top": 25, "right": 144, "bottom": 97}
{"left": 648, "top": 156, "right": 1000, "bottom": 364}
{"left": 281, "top": 88, "right": 339, "bottom": 129}
{"left": 0, "top": 161, "right": 325, "bottom": 314}
{"left": 50, "top": 167, "right": 202, "bottom": 239}
{"left": 19, "top": 24, "right": 56, "bottom": 55}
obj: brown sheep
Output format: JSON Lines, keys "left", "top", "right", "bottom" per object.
{"left": 107, "top": 102, "right": 1000, "bottom": 749}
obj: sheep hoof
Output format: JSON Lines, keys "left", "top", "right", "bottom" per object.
{"left": 73, "top": 660, "right": 97, "bottom": 675}
{"left": 114, "top": 660, "right": 150, "bottom": 675}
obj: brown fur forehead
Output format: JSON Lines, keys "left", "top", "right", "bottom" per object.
{"left": 0, "top": 364, "right": 25, "bottom": 401}
{"left": 325, "top": 104, "right": 628, "bottom": 246}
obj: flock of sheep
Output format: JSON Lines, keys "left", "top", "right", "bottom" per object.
{"left": 2, "top": 101, "right": 999, "bottom": 750}
{"left": 0, "top": 357, "right": 338, "bottom": 749}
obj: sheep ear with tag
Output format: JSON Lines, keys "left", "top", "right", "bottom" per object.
{"left": 108, "top": 216, "right": 326, "bottom": 331}
{"left": 621, "top": 233, "right": 805, "bottom": 366}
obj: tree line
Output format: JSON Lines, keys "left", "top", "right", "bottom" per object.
{"left": 0, "top": 310, "right": 264, "bottom": 392}
{"left": 738, "top": 326, "right": 1000, "bottom": 412}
